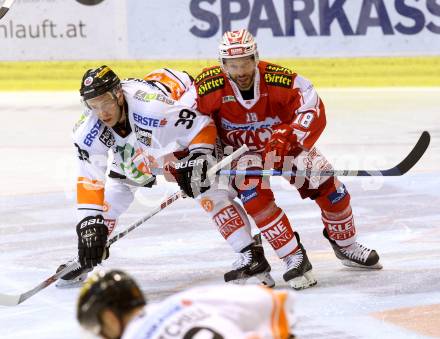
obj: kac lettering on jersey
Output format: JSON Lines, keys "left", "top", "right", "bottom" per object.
{"left": 190, "top": 0, "right": 440, "bottom": 38}
{"left": 84, "top": 120, "right": 102, "bottom": 147}
{"left": 133, "top": 112, "right": 167, "bottom": 128}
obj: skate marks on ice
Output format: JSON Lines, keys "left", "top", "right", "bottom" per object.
{"left": 278, "top": 175, "right": 440, "bottom": 339}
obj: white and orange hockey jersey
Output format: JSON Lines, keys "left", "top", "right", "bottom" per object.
{"left": 122, "top": 284, "right": 296, "bottom": 339}
{"left": 73, "top": 70, "right": 216, "bottom": 221}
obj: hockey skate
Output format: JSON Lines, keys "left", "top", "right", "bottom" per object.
{"left": 55, "top": 261, "right": 91, "bottom": 288}
{"left": 224, "top": 234, "right": 275, "bottom": 288}
{"left": 283, "top": 232, "right": 317, "bottom": 290}
{"left": 323, "top": 229, "right": 382, "bottom": 269}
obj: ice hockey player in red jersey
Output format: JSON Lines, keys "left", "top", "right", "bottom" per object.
{"left": 184, "top": 29, "right": 382, "bottom": 290}
{"left": 56, "top": 66, "right": 217, "bottom": 287}
{"left": 77, "top": 269, "right": 297, "bottom": 339}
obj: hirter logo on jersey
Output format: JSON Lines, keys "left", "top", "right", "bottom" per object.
{"left": 197, "top": 76, "right": 225, "bottom": 96}
{"left": 264, "top": 73, "right": 293, "bottom": 88}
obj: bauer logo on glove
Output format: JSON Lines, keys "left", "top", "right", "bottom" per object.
{"left": 76, "top": 215, "right": 109, "bottom": 269}
{"left": 170, "top": 152, "right": 215, "bottom": 198}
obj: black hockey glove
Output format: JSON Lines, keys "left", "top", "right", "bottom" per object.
{"left": 76, "top": 215, "right": 109, "bottom": 269}
{"left": 172, "top": 152, "right": 214, "bottom": 198}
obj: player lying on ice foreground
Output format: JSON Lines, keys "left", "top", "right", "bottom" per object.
{"left": 77, "top": 269, "right": 296, "bottom": 339}
{"left": 179, "top": 29, "right": 382, "bottom": 290}
{"left": 57, "top": 66, "right": 218, "bottom": 287}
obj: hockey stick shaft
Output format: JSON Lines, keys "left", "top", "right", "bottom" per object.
{"left": 220, "top": 131, "right": 430, "bottom": 177}
{"left": 150, "top": 132, "right": 430, "bottom": 177}
{"left": 106, "top": 144, "right": 248, "bottom": 247}
{"left": 0, "top": 145, "right": 249, "bottom": 306}
{"left": 0, "top": 0, "right": 15, "bottom": 20}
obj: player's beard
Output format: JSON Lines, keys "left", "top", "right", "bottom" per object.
{"left": 233, "top": 71, "right": 255, "bottom": 91}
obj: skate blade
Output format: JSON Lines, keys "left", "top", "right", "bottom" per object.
{"left": 55, "top": 279, "right": 85, "bottom": 289}
{"left": 287, "top": 271, "right": 317, "bottom": 290}
{"left": 227, "top": 271, "right": 276, "bottom": 288}
{"left": 55, "top": 274, "right": 88, "bottom": 289}
{"left": 257, "top": 271, "right": 276, "bottom": 288}
{"left": 341, "top": 260, "right": 383, "bottom": 270}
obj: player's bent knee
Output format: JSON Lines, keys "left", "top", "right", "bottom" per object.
{"left": 315, "top": 179, "right": 351, "bottom": 213}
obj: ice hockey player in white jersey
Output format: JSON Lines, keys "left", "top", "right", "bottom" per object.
{"left": 57, "top": 66, "right": 217, "bottom": 287}
{"left": 77, "top": 269, "right": 296, "bottom": 339}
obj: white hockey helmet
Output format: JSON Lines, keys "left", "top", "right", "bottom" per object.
{"left": 219, "top": 29, "right": 259, "bottom": 67}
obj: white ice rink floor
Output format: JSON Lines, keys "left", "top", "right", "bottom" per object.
{"left": 0, "top": 89, "right": 439, "bottom": 338}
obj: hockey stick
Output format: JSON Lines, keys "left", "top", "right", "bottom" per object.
{"left": 150, "top": 131, "right": 430, "bottom": 177}
{"left": 219, "top": 131, "right": 430, "bottom": 177}
{"left": 0, "top": 0, "right": 15, "bottom": 20}
{"left": 0, "top": 145, "right": 249, "bottom": 306}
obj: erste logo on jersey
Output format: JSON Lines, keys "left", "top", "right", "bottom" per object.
{"left": 133, "top": 112, "right": 167, "bottom": 128}
{"left": 84, "top": 120, "right": 102, "bottom": 146}
{"left": 221, "top": 116, "right": 281, "bottom": 151}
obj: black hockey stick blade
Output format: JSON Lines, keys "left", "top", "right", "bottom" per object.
{"left": 352, "top": 130, "right": 430, "bottom": 176}
{"left": 383, "top": 130, "right": 431, "bottom": 175}
{"left": 0, "top": 0, "right": 15, "bottom": 20}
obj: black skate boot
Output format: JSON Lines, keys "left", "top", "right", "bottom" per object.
{"left": 224, "top": 234, "right": 275, "bottom": 287}
{"left": 323, "top": 229, "right": 382, "bottom": 269}
{"left": 55, "top": 261, "right": 91, "bottom": 288}
{"left": 283, "top": 232, "right": 317, "bottom": 290}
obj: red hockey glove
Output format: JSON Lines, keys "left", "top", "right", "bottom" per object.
{"left": 264, "top": 124, "right": 298, "bottom": 169}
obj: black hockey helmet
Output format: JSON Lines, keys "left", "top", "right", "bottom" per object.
{"left": 77, "top": 269, "right": 146, "bottom": 332}
{"left": 79, "top": 65, "right": 121, "bottom": 101}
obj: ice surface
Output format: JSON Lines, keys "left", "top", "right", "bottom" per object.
{"left": 0, "top": 89, "right": 439, "bottom": 338}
